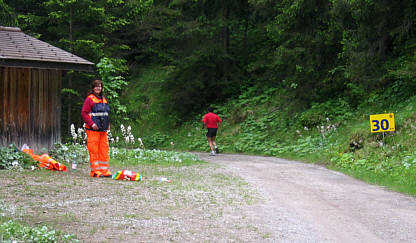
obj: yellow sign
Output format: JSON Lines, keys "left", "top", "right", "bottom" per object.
{"left": 369, "top": 113, "right": 395, "bottom": 133}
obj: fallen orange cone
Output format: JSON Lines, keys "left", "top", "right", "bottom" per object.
{"left": 22, "top": 149, "right": 67, "bottom": 172}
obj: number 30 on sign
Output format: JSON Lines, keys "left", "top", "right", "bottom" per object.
{"left": 369, "top": 113, "right": 395, "bottom": 133}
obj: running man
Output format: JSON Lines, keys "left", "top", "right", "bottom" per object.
{"left": 202, "top": 107, "right": 222, "bottom": 156}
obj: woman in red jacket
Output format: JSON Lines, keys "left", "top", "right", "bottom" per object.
{"left": 81, "top": 79, "right": 112, "bottom": 178}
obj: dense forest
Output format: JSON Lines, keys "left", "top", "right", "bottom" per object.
{"left": 2, "top": 0, "right": 416, "bottom": 129}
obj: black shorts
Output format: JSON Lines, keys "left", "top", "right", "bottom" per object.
{"left": 206, "top": 128, "right": 218, "bottom": 137}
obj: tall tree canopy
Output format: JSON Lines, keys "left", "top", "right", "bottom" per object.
{"left": 2, "top": 0, "right": 416, "bottom": 122}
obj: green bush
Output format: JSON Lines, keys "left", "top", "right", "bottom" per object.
{"left": 49, "top": 143, "right": 90, "bottom": 166}
{"left": 0, "top": 144, "right": 38, "bottom": 170}
{"left": 298, "top": 99, "right": 353, "bottom": 129}
{"left": 143, "top": 132, "right": 171, "bottom": 149}
{"left": 0, "top": 220, "right": 78, "bottom": 242}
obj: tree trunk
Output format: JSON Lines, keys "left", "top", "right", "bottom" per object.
{"left": 223, "top": 5, "right": 229, "bottom": 54}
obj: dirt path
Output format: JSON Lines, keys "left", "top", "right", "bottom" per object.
{"left": 1, "top": 152, "right": 416, "bottom": 242}
{"left": 197, "top": 152, "right": 416, "bottom": 242}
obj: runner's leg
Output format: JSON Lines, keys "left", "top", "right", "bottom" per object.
{"left": 207, "top": 137, "right": 214, "bottom": 152}
{"left": 212, "top": 136, "right": 217, "bottom": 148}
{"left": 212, "top": 136, "right": 219, "bottom": 153}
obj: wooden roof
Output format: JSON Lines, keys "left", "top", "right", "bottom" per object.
{"left": 0, "top": 26, "right": 94, "bottom": 71}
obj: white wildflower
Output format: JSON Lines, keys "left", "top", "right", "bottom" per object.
{"left": 120, "top": 124, "right": 126, "bottom": 137}
{"left": 70, "top": 124, "right": 77, "bottom": 141}
{"left": 129, "top": 134, "right": 135, "bottom": 144}
{"left": 124, "top": 125, "right": 134, "bottom": 144}
{"left": 138, "top": 138, "right": 144, "bottom": 148}
{"left": 107, "top": 129, "right": 113, "bottom": 143}
{"left": 77, "top": 128, "right": 84, "bottom": 135}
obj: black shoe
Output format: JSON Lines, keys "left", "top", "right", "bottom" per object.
{"left": 215, "top": 147, "right": 219, "bottom": 154}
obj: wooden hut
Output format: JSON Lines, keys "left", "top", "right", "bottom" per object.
{"left": 0, "top": 26, "right": 94, "bottom": 151}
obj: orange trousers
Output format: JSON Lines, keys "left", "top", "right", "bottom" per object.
{"left": 86, "top": 130, "right": 111, "bottom": 177}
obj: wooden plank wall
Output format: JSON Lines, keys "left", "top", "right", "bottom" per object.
{"left": 0, "top": 67, "right": 62, "bottom": 152}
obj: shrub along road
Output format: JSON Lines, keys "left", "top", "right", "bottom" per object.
{"left": 196, "top": 152, "right": 416, "bottom": 242}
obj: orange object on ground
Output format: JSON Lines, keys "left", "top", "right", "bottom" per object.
{"left": 22, "top": 149, "right": 67, "bottom": 172}
{"left": 86, "top": 129, "right": 112, "bottom": 177}
{"left": 39, "top": 154, "right": 67, "bottom": 171}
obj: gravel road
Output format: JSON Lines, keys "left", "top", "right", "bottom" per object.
{"left": 1, "top": 152, "right": 416, "bottom": 242}
{"left": 196, "top": 152, "right": 416, "bottom": 243}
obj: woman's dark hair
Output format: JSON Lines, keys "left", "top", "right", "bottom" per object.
{"left": 90, "top": 79, "right": 104, "bottom": 97}
{"left": 207, "top": 107, "right": 214, "bottom": 112}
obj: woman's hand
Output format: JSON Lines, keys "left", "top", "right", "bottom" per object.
{"left": 91, "top": 124, "right": 99, "bottom": 130}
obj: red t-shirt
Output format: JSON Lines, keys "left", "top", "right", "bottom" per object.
{"left": 202, "top": 112, "right": 222, "bottom": 128}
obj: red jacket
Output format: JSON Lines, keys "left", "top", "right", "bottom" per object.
{"left": 81, "top": 94, "right": 110, "bottom": 131}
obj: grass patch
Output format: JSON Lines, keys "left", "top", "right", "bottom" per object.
{"left": 110, "top": 148, "right": 205, "bottom": 167}
{"left": 340, "top": 168, "right": 416, "bottom": 196}
{"left": 0, "top": 219, "right": 78, "bottom": 242}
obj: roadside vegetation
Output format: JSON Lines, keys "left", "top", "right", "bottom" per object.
{"left": 120, "top": 65, "right": 416, "bottom": 197}
{"left": 0, "top": 219, "right": 78, "bottom": 243}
